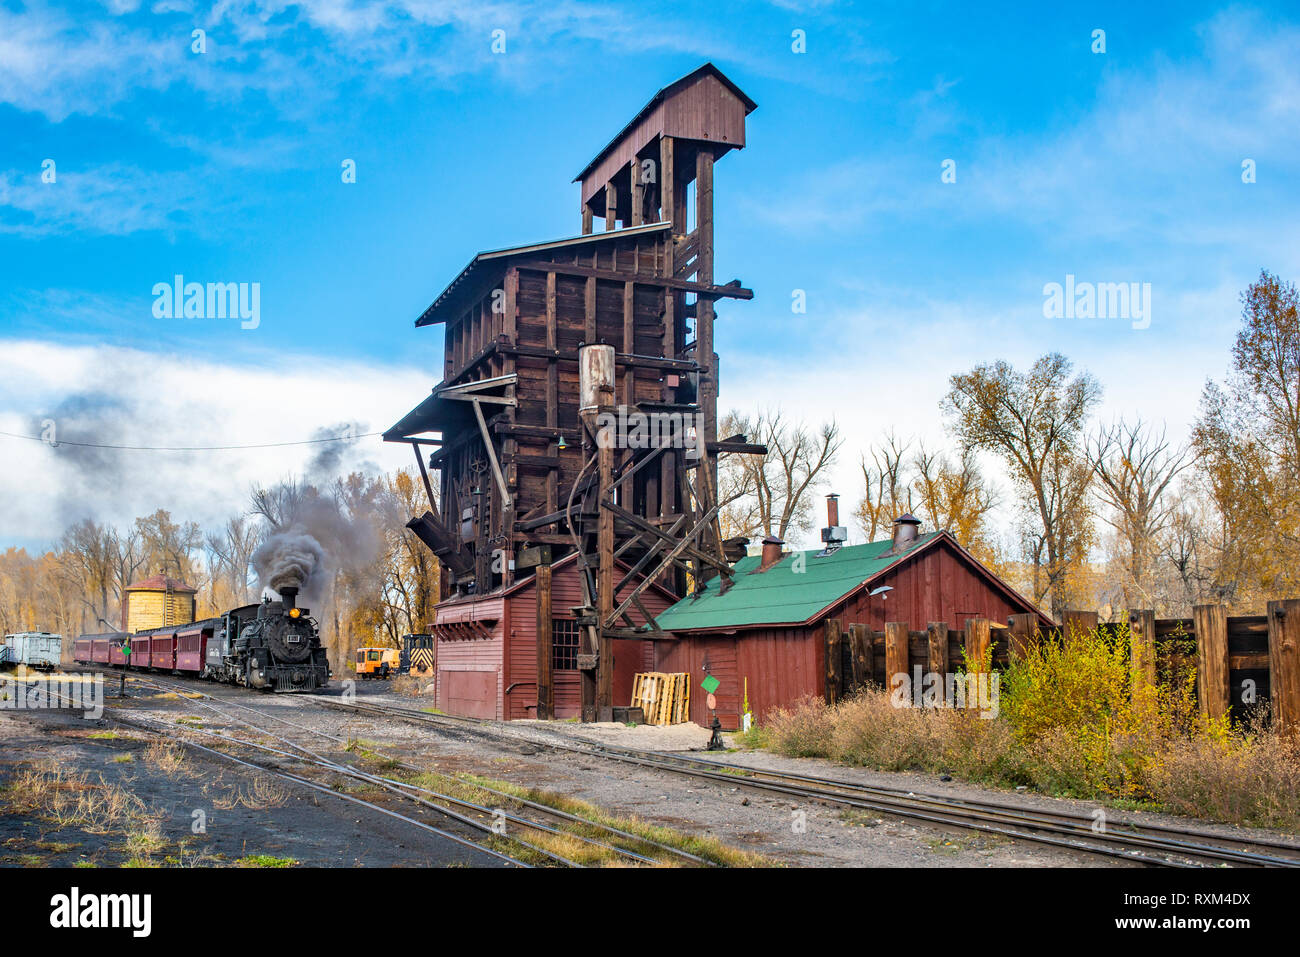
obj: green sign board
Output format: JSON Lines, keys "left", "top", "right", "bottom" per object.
{"left": 701, "top": 673, "right": 719, "bottom": 695}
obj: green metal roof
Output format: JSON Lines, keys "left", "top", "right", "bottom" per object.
{"left": 654, "top": 532, "right": 942, "bottom": 632}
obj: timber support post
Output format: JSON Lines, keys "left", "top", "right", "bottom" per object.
{"left": 1006, "top": 613, "right": 1037, "bottom": 661}
{"left": 1193, "top": 603, "right": 1229, "bottom": 723}
{"left": 536, "top": 563, "right": 553, "bottom": 720}
{"left": 964, "top": 618, "right": 991, "bottom": 676}
{"left": 1267, "top": 599, "right": 1300, "bottom": 733}
{"left": 884, "top": 621, "right": 908, "bottom": 693}
{"left": 927, "top": 621, "right": 949, "bottom": 680}
{"left": 823, "top": 618, "right": 843, "bottom": 704}
{"left": 1061, "top": 609, "right": 1099, "bottom": 638}
{"left": 1129, "top": 609, "right": 1157, "bottom": 700}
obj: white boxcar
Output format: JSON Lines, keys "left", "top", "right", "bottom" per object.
{"left": 1, "top": 633, "right": 63, "bottom": 670}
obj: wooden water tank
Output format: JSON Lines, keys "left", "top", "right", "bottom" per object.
{"left": 122, "top": 575, "right": 197, "bottom": 632}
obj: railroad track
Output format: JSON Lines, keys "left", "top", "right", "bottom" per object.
{"left": 311, "top": 693, "right": 1300, "bottom": 869}
{"left": 99, "top": 672, "right": 710, "bottom": 868}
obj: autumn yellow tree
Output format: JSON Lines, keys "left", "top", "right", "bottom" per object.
{"left": 944, "top": 354, "right": 1100, "bottom": 619}
{"left": 1192, "top": 270, "right": 1300, "bottom": 607}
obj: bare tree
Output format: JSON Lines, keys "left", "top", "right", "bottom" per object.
{"left": 1087, "top": 418, "right": 1194, "bottom": 608}
{"left": 718, "top": 409, "right": 842, "bottom": 541}
{"left": 911, "top": 444, "right": 1000, "bottom": 549}
{"left": 205, "top": 515, "right": 259, "bottom": 608}
{"left": 854, "top": 432, "right": 912, "bottom": 541}
{"left": 135, "top": 509, "right": 202, "bottom": 579}
{"left": 58, "top": 519, "right": 116, "bottom": 626}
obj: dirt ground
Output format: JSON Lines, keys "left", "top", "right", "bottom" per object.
{"left": 0, "top": 707, "right": 505, "bottom": 868}
{"left": 6, "top": 675, "right": 1295, "bottom": 868}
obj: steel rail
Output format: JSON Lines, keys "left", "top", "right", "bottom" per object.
{"left": 36, "top": 683, "right": 526, "bottom": 867}
{"left": 119, "top": 675, "right": 587, "bottom": 867}
{"left": 120, "top": 672, "right": 698, "bottom": 867}
{"left": 321, "top": 696, "right": 1300, "bottom": 868}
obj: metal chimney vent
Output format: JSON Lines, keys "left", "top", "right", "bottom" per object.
{"left": 818, "top": 493, "right": 847, "bottom": 556}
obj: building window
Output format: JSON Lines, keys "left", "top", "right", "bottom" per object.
{"left": 552, "top": 618, "right": 581, "bottom": 671}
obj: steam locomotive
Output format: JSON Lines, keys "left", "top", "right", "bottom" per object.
{"left": 73, "top": 586, "right": 330, "bottom": 693}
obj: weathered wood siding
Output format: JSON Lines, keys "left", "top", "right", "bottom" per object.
{"left": 503, "top": 561, "right": 669, "bottom": 720}
{"left": 434, "top": 597, "right": 506, "bottom": 720}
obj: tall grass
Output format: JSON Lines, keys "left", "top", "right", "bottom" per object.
{"left": 752, "top": 626, "right": 1300, "bottom": 830}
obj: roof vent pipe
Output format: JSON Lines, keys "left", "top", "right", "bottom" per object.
{"left": 891, "top": 514, "right": 922, "bottom": 551}
{"left": 820, "top": 493, "right": 847, "bottom": 555}
{"left": 759, "top": 536, "right": 784, "bottom": 571}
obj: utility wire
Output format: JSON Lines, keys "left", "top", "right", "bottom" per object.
{"left": 0, "top": 428, "right": 380, "bottom": 452}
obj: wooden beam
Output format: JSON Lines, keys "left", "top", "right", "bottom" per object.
{"left": 536, "top": 564, "right": 553, "bottom": 720}
{"left": 630, "top": 157, "right": 644, "bottom": 226}
{"left": 964, "top": 618, "right": 991, "bottom": 676}
{"left": 584, "top": 276, "right": 596, "bottom": 343}
{"left": 605, "top": 180, "right": 618, "bottom": 231}
{"left": 622, "top": 281, "right": 635, "bottom": 407}
{"left": 602, "top": 501, "right": 730, "bottom": 574}
{"left": 847, "top": 623, "right": 869, "bottom": 692}
{"left": 824, "top": 618, "right": 843, "bottom": 705}
{"left": 659, "top": 135, "right": 675, "bottom": 228}
{"left": 1062, "top": 609, "right": 1099, "bottom": 636}
{"left": 515, "top": 260, "right": 752, "bottom": 300}
{"left": 1129, "top": 609, "right": 1157, "bottom": 698}
{"left": 614, "top": 515, "right": 686, "bottom": 593}
{"left": 927, "top": 622, "right": 949, "bottom": 679}
{"left": 596, "top": 411, "right": 615, "bottom": 721}
{"left": 410, "top": 442, "right": 439, "bottom": 522}
{"left": 603, "top": 505, "right": 717, "bottom": 628}
{"left": 1193, "top": 604, "right": 1229, "bottom": 722}
{"left": 1006, "top": 613, "right": 1037, "bottom": 661}
{"left": 470, "top": 398, "right": 511, "bottom": 509}
{"left": 885, "top": 621, "right": 908, "bottom": 694}
{"left": 1267, "top": 599, "right": 1300, "bottom": 733}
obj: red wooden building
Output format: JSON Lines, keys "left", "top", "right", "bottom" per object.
{"left": 651, "top": 514, "right": 1053, "bottom": 730}
{"left": 429, "top": 554, "right": 677, "bottom": 720}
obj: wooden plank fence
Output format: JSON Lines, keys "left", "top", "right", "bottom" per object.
{"left": 821, "top": 599, "right": 1300, "bottom": 729}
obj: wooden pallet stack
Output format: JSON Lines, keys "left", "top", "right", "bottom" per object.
{"left": 630, "top": 672, "right": 690, "bottom": 725}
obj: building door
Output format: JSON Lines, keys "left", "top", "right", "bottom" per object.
{"left": 440, "top": 670, "right": 497, "bottom": 720}
{"left": 694, "top": 637, "right": 740, "bottom": 731}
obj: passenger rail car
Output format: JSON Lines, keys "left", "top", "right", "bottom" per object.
{"left": 72, "top": 586, "right": 329, "bottom": 693}
{"left": 1, "top": 632, "right": 62, "bottom": 670}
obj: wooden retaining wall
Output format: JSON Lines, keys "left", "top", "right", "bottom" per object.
{"left": 822, "top": 598, "right": 1300, "bottom": 730}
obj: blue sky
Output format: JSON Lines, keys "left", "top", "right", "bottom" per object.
{"left": 2, "top": 0, "right": 1299, "bottom": 549}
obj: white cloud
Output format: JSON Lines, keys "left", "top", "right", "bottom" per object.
{"left": 0, "top": 164, "right": 218, "bottom": 237}
{"left": 0, "top": 338, "right": 433, "bottom": 546}
{"left": 716, "top": 278, "right": 1236, "bottom": 549}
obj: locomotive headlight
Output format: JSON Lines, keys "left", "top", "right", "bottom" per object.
{"left": 289, "top": 608, "right": 301, "bottom": 619}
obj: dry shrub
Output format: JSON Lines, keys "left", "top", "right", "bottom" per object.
{"left": 755, "top": 626, "right": 1300, "bottom": 829}
{"left": 144, "top": 739, "right": 189, "bottom": 775}
{"left": 766, "top": 690, "right": 1023, "bottom": 785}
{"left": 1146, "top": 730, "right": 1300, "bottom": 829}
{"left": 213, "top": 773, "right": 291, "bottom": 810}
{"left": 763, "top": 696, "right": 834, "bottom": 758}
{"left": 389, "top": 675, "right": 422, "bottom": 697}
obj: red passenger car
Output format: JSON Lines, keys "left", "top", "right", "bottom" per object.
{"left": 176, "top": 625, "right": 208, "bottom": 672}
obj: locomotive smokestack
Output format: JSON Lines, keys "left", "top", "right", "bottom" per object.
{"left": 279, "top": 586, "right": 298, "bottom": 610}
